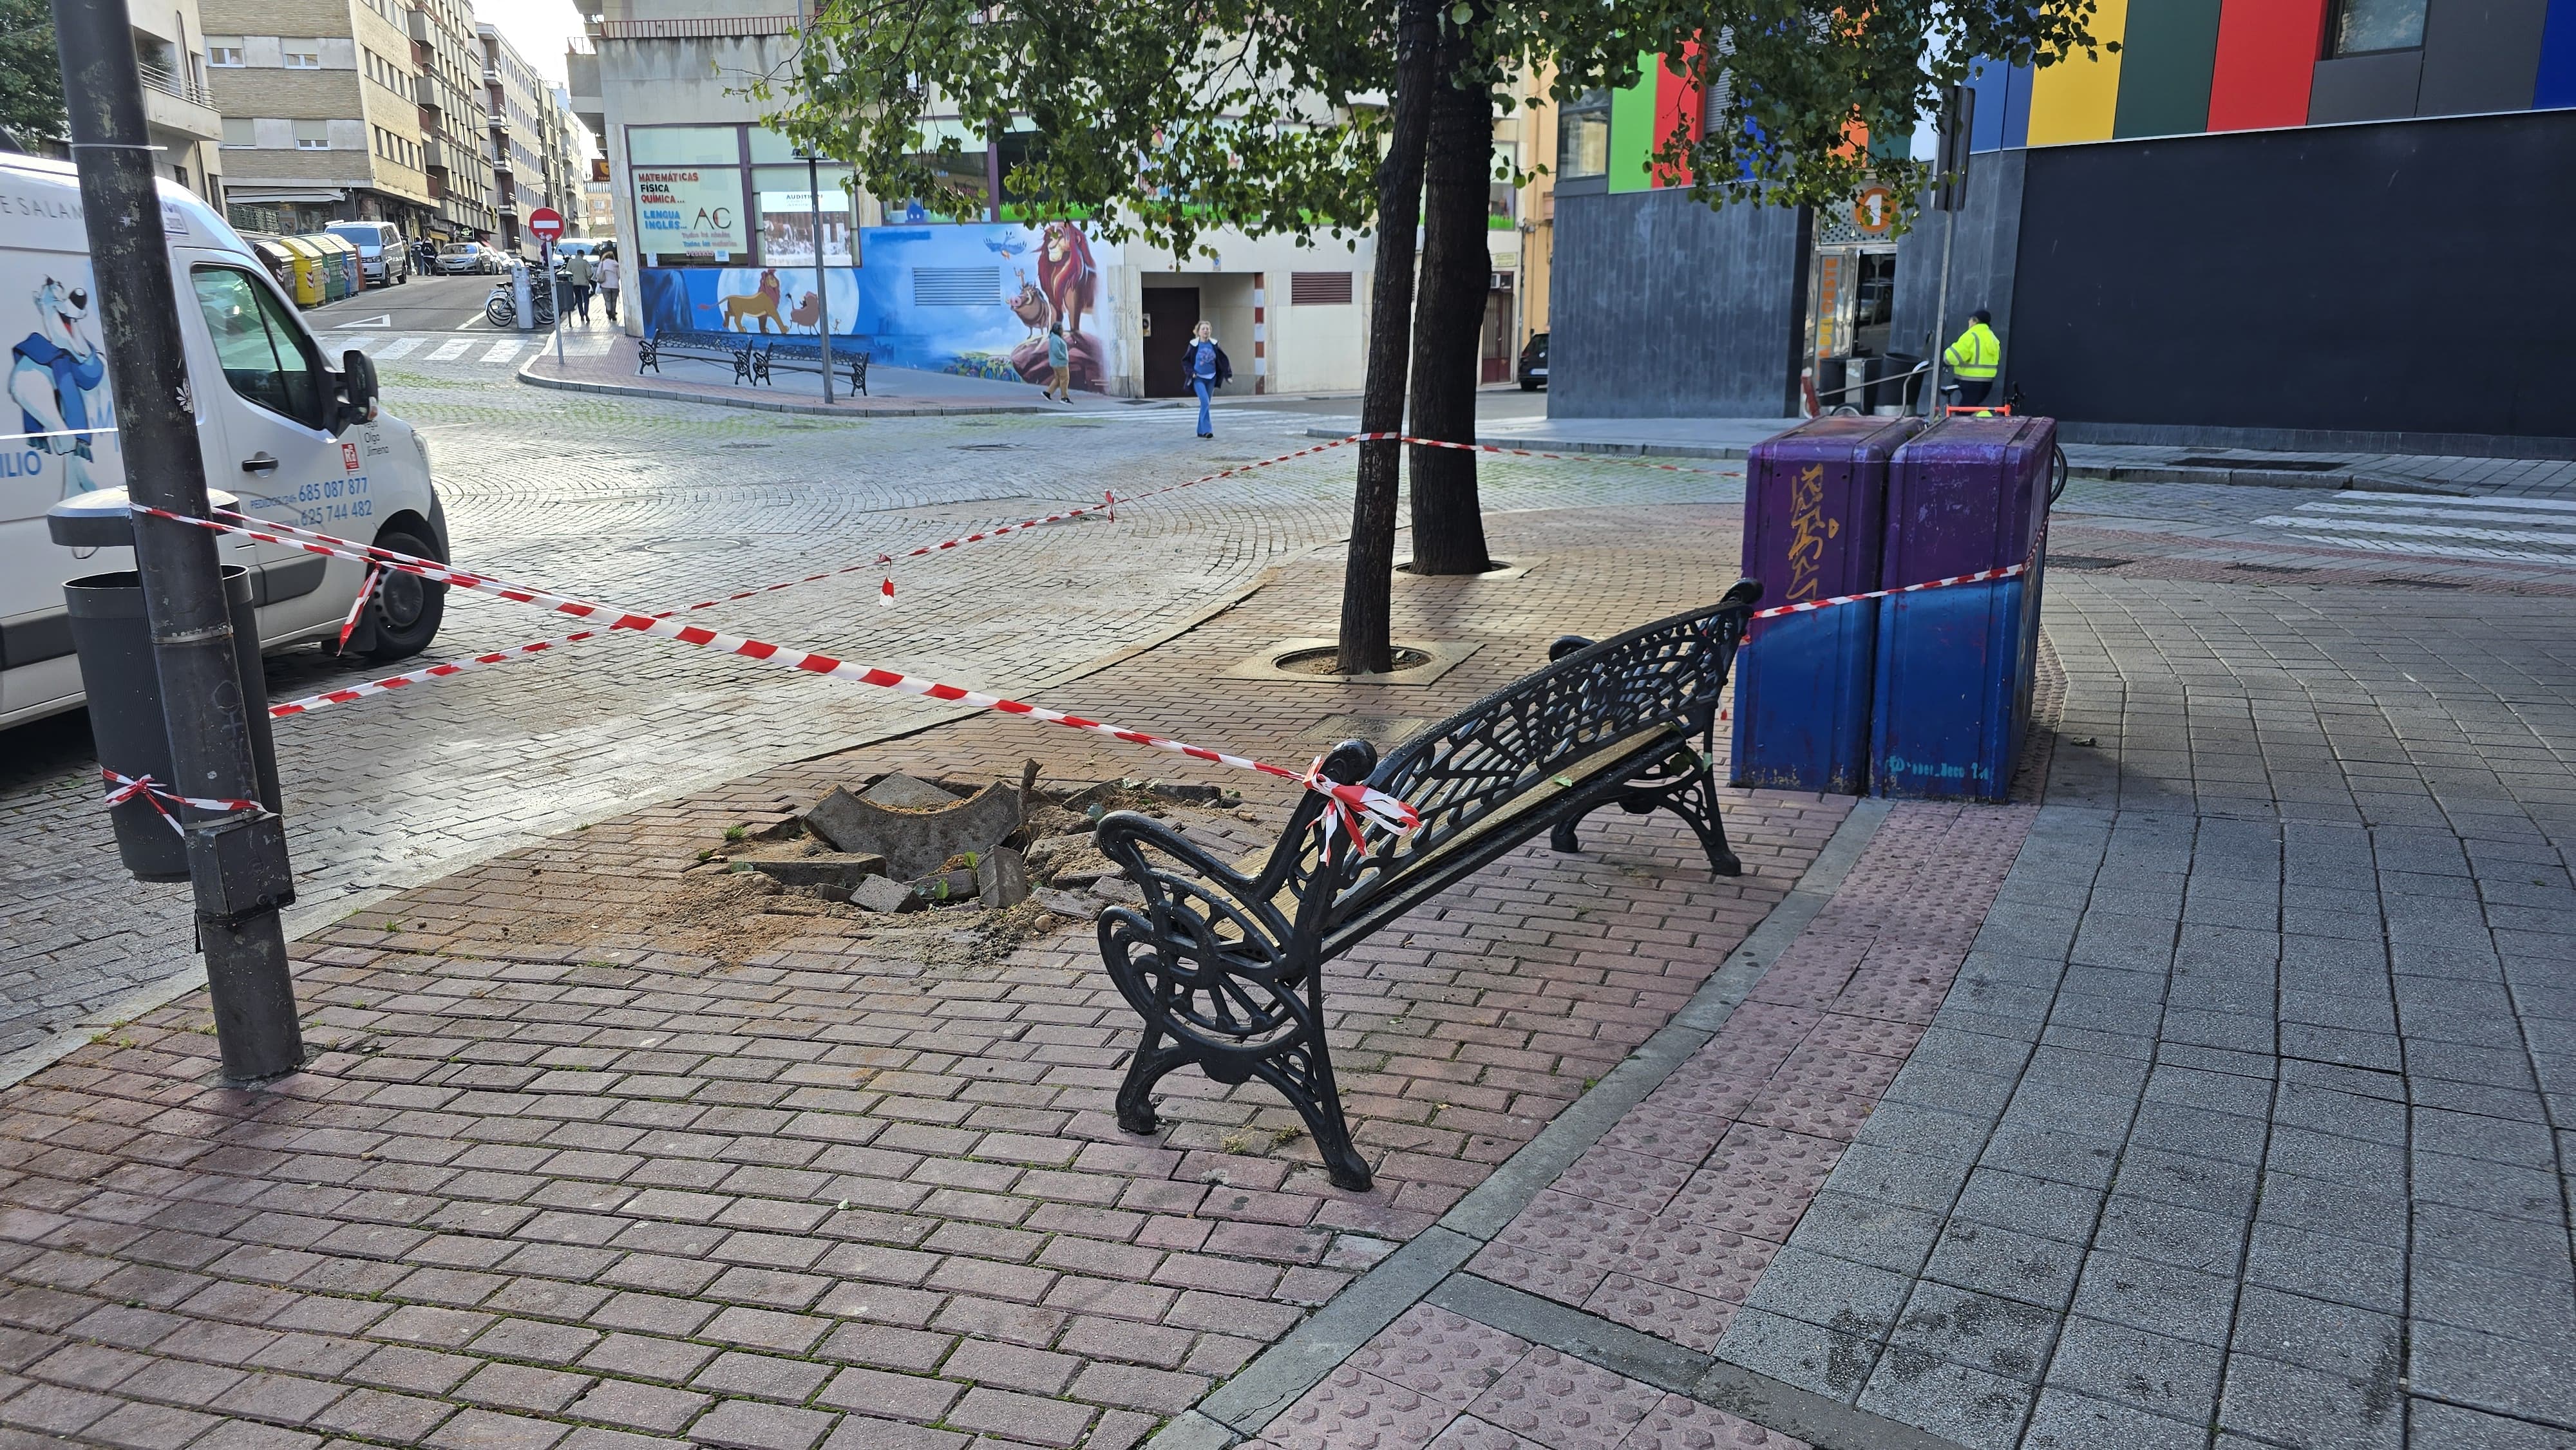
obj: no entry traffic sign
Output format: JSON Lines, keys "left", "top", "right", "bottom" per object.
{"left": 526, "top": 207, "right": 564, "bottom": 242}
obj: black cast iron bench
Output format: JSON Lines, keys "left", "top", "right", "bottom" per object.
{"left": 1092, "top": 581, "right": 1765, "bottom": 1191}
{"left": 637, "top": 329, "right": 761, "bottom": 385}
{"left": 746, "top": 337, "right": 870, "bottom": 395}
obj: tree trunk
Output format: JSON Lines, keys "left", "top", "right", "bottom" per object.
{"left": 1335, "top": 0, "right": 1438, "bottom": 674}
{"left": 1403, "top": 0, "right": 1495, "bottom": 576}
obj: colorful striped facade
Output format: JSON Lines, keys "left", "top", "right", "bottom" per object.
{"left": 1586, "top": 0, "right": 2576, "bottom": 187}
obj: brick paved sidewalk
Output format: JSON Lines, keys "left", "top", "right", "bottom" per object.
{"left": 0, "top": 505, "right": 1859, "bottom": 1450}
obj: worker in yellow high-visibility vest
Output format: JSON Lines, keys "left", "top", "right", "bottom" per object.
{"left": 1944, "top": 308, "right": 2002, "bottom": 408}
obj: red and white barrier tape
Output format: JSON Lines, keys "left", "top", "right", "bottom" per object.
{"left": 334, "top": 563, "right": 382, "bottom": 654}
{"left": 1748, "top": 560, "right": 2029, "bottom": 622}
{"left": 1345, "top": 432, "right": 1733, "bottom": 476}
{"left": 144, "top": 504, "right": 1418, "bottom": 832}
{"left": 254, "top": 438, "right": 1364, "bottom": 721}
{"left": 102, "top": 768, "right": 267, "bottom": 835}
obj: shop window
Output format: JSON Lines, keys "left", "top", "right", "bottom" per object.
{"left": 633, "top": 162, "right": 746, "bottom": 263}
{"left": 754, "top": 164, "right": 857, "bottom": 264}
{"left": 627, "top": 125, "right": 743, "bottom": 166}
{"left": 1557, "top": 91, "right": 1611, "bottom": 180}
{"left": 2331, "top": 0, "right": 2426, "bottom": 55}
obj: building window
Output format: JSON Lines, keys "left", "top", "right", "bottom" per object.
{"left": 1289, "top": 270, "right": 1354, "bottom": 306}
{"left": 1557, "top": 91, "right": 1611, "bottom": 180}
{"left": 283, "top": 44, "right": 321, "bottom": 68}
{"left": 222, "top": 117, "right": 255, "bottom": 147}
{"left": 208, "top": 41, "right": 243, "bottom": 66}
{"left": 2331, "top": 0, "right": 2426, "bottom": 55}
{"left": 295, "top": 120, "right": 330, "bottom": 149}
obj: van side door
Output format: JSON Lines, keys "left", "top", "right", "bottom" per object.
{"left": 184, "top": 261, "right": 352, "bottom": 636}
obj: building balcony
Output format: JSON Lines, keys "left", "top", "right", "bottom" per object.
{"left": 138, "top": 65, "right": 222, "bottom": 142}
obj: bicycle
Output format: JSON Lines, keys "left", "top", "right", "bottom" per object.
{"left": 484, "top": 279, "right": 556, "bottom": 330}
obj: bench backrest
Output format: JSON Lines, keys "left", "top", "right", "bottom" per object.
{"left": 1291, "top": 583, "right": 1761, "bottom": 935}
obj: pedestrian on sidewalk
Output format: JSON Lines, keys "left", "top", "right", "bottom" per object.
{"left": 1187, "top": 321, "right": 1230, "bottom": 438}
{"left": 1041, "top": 322, "right": 1073, "bottom": 402}
{"left": 596, "top": 250, "right": 621, "bottom": 325}
{"left": 563, "top": 250, "right": 596, "bottom": 323}
{"left": 1944, "top": 308, "right": 2002, "bottom": 408}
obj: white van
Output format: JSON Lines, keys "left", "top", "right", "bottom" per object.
{"left": 325, "top": 220, "right": 409, "bottom": 286}
{"left": 3, "top": 154, "right": 448, "bottom": 730}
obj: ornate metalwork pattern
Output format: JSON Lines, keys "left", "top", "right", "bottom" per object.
{"left": 1093, "top": 582, "right": 1762, "bottom": 1191}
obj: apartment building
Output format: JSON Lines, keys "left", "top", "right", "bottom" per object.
{"left": 409, "top": 0, "right": 497, "bottom": 238}
{"left": 545, "top": 84, "right": 586, "bottom": 232}
{"left": 200, "top": 0, "right": 488, "bottom": 238}
{"left": 127, "top": 0, "right": 227, "bottom": 206}
{"left": 477, "top": 24, "right": 553, "bottom": 250}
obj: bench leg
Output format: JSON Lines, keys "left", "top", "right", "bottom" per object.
{"left": 1550, "top": 752, "right": 1741, "bottom": 877}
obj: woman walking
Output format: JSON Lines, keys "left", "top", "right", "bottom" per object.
{"left": 596, "top": 248, "right": 622, "bottom": 325}
{"left": 1186, "top": 321, "right": 1231, "bottom": 438}
{"left": 1043, "top": 321, "right": 1070, "bottom": 401}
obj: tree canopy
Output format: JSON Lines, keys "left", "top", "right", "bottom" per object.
{"left": 3, "top": 0, "right": 70, "bottom": 147}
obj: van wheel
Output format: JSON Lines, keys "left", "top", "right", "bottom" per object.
{"left": 359, "top": 523, "right": 446, "bottom": 663}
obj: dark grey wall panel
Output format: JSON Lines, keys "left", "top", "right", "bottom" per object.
{"left": 2310, "top": 52, "right": 2426, "bottom": 122}
{"left": 2418, "top": 0, "right": 2550, "bottom": 114}
{"left": 1889, "top": 150, "right": 2027, "bottom": 381}
{"left": 1547, "top": 189, "right": 1808, "bottom": 418}
{"left": 2010, "top": 108, "right": 2576, "bottom": 443}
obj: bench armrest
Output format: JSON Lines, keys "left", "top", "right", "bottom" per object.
{"left": 1092, "top": 809, "right": 1302, "bottom": 966}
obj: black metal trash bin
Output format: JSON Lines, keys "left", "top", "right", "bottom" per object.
{"left": 61, "top": 566, "right": 284, "bottom": 881}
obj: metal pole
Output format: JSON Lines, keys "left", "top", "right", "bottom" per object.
{"left": 549, "top": 237, "right": 564, "bottom": 367}
{"left": 1928, "top": 207, "right": 1955, "bottom": 418}
{"left": 809, "top": 150, "right": 834, "bottom": 404}
{"left": 53, "top": 0, "right": 302, "bottom": 1080}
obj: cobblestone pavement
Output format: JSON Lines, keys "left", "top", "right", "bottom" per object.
{"left": 0, "top": 502, "right": 1856, "bottom": 1449}
{"left": 0, "top": 355, "right": 1738, "bottom": 1063}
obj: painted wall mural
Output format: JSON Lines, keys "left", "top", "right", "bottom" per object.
{"left": 636, "top": 220, "right": 1121, "bottom": 393}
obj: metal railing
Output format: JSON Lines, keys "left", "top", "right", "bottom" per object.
{"left": 137, "top": 61, "right": 214, "bottom": 109}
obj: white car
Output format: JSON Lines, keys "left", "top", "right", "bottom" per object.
{"left": 2, "top": 153, "right": 449, "bottom": 730}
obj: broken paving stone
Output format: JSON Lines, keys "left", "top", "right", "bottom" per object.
{"left": 1146, "top": 779, "right": 1230, "bottom": 805}
{"left": 804, "top": 781, "right": 1023, "bottom": 878}
{"left": 860, "top": 773, "right": 964, "bottom": 810}
{"left": 909, "top": 868, "right": 980, "bottom": 904}
{"left": 744, "top": 853, "right": 887, "bottom": 892}
{"left": 1092, "top": 875, "right": 1144, "bottom": 906}
{"left": 1012, "top": 804, "right": 1087, "bottom": 846}
{"left": 976, "top": 847, "right": 1032, "bottom": 909}
{"left": 847, "top": 874, "right": 918, "bottom": 914}
{"left": 1034, "top": 889, "right": 1097, "bottom": 919}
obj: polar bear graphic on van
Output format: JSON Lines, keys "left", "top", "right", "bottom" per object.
{"left": 10, "top": 276, "right": 111, "bottom": 499}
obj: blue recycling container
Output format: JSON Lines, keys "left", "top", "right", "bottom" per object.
{"left": 1870, "top": 415, "right": 2056, "bottom": 802}
{"left": 1731, "top": 414, "right": 1923, "bottom": 795}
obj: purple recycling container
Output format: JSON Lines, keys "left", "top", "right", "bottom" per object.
{"left": 1870, "top": 415, "right": 2056, "bottom": 801}
{"left": 1731, "top": 413, "right": 1924, "bottom": 795}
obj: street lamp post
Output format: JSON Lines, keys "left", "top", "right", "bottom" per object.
{"left": 799, "top": 146, "right": 835, "bottom": 405}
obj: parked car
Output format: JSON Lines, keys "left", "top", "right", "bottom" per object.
{"left": 0, "top": 153, "right": 450, "bottom": 729}
{"left": 1519, "top": 331, "right": 1548, "bottom": 391}
{"left": 325, "top": 220, "right": 409, "bottom": 285}
{"left": 437, "top": 241, "right": 497, "bottom": 274}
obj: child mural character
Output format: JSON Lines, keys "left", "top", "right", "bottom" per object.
{"left": 10, "top": 278, "right": 110, "bottom": 499}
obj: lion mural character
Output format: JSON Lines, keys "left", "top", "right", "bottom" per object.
{"left": 721, "top": 269, "right": 784, "bottom": 333}
{"left": 1007, "top": 222, "right": 1104, "bottom": 391}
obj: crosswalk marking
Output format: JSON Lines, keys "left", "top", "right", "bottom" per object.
{"left": 482, "top": 340, "right": 521, "bottom": 364}
{"left": 2256, "top": 493, "right": 2576, "bottom": 567}
{"left": 372, "top": 336, "right": 422, "bottom": 360}
{"left": 428, "top": 338, "right": 473, "bottom": 361}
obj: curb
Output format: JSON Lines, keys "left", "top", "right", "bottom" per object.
{"left": 1299, "top": 426, "right": 2480, "bottom": 496}
{"left": 1162, "top": 798, "right": 1940, "bottom": 1450}
{"left": 516, "top": 356, "right": 1059, "bottom": 418}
